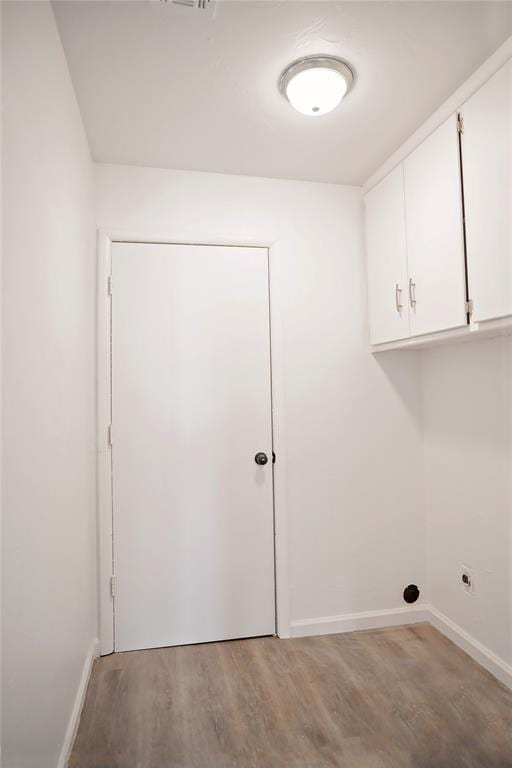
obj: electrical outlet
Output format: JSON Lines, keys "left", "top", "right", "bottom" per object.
{"left": 461, "top": 566, "right": 474, "bottom": 595}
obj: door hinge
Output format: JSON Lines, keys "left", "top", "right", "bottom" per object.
{"left": 465, "top": 299, "right": 474, "bottom": 317}
{"left": 108, "top": 275, "right": 113, "bottom": 296}
{"left": 110, "top": 575, "right": 116, "bottom": 598}
{"left": 108, "top": 424, "right": 113, "bottom": 446}
{"left": 457, "top": 115, "right": 464, "bottom": 134}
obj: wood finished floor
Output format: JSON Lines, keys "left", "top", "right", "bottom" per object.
{"left": 70, "top": 623, "right": 512, "bottom": 768}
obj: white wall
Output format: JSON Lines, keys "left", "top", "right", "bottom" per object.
{"left": 423, "top": 337, "right": 512, "bottom": 666}
{"left": 95, "top": 163, "right": 426, "bottom": 630}
{"left": 362, "top": 35, "right": 512, "bottom": 681}
{"left": 2, "top": 3, "right": 97, "bottom": 767}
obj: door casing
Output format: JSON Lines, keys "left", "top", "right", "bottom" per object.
{"left": 97, "top": 230, "right": 290, "bottom": 654}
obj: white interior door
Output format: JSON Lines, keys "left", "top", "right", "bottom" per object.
{"left": 404, "top": 114, "right": 467, "bottom": 336}
{"left": 111, "top": 242, "right": 276, "bottom": 652}
{"left": 461, "top": 59, "right": 512, "bottom": 322}
{"left": 365, "top": 164, "right": 410, "bottom": 344}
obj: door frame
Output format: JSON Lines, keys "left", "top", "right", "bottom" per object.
{"left": 97, "top": 230, "right": 290, "bottom": 654}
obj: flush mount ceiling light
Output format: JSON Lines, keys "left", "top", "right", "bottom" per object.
{"left": 279, "top": 56, "right": 354, "bottom": 117}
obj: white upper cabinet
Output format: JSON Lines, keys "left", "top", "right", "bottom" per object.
{"left": 365, "top": 166, "right": 410, "bottom": 344}
{"left": 460, "top": 59, "right": 512, "bottom": 323}
{"left": 403, "top": 114, "right": 467, "bottom": 337}
{"left": 364, "top": 56, "right": 512, "bottom": 348}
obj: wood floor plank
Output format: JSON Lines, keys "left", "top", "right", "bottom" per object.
{"left": 69, "top": 624, "right": 512, "bottom": 768}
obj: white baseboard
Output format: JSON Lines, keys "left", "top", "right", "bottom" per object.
{"left": 292, "top": 604, "right": 512, "bottom": 692}
{"left": 428, "top": 606, "right": 512, "bottom": 691}
{"left": 290, "top": 604, "right": 430, "bottom": 638}
{"left": 57, "top": 637, "right": 100, "bottom": 768}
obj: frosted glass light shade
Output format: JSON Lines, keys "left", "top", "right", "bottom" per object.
{"left": 279, "top": 56, "right": 353, "bottom": 117}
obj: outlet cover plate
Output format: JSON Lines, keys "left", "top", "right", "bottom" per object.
{"left": 461, "top": 564, "right": 474, "bottom": 595}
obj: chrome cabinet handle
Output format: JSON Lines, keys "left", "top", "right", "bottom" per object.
{"left": 395, "top": 283, "right": 403, "bottom": 314}
{"left": 409, "top": 278, "right": 417, "bottom": 309}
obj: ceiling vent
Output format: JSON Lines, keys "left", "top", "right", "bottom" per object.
{"left": 161, "top": 0, "right": 214, "bottom": 9}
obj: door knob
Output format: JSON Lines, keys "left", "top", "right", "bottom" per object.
{"left": 254, "top": 452, "right": 268, "bottom": 466}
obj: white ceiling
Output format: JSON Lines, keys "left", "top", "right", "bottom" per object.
{"left": 53, "top": 0, "right": 512, "bottom": 185}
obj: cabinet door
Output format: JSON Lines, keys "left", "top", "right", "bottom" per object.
{"left": 404, "top": 114, "right": 467, "bottom": 336}
{"left": 365, "top": 165, "right": 410, "bottom": 344}
{"left": 460, "top": 59, "right": 512, "bottom": 322}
